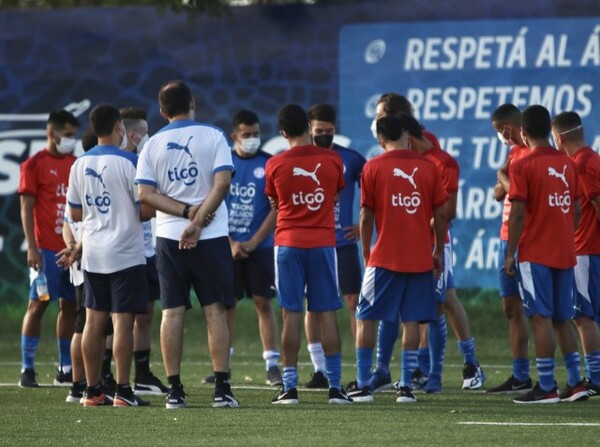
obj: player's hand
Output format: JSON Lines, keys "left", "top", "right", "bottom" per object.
{"left": 230, "top": 240, "right": 249, "bottom": 260}
{"left": 56, "top": 246, "right": 75, "bottom": 269}
{"left": 239, "top": 240, "right": 257, "bottom": 255}
{"left": 432, "top": 251, "right": 443, "bottom": 279}
{"left": 343, "top": 225, "right": 360, "bottom": 242}
{"left": 27, "top": 247, "right": 43, "bottom": 271}
{"left": 505, "top": 253, "right": 516, "bottom": 276}
{"left": 268, "top": 197, "right": 278, "bottom": 211}
{"left": 179, "top": 223, "right": 201, "bottom": 250}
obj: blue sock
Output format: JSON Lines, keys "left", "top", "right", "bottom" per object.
{"left": 58, "top": 338, "right": 72, "bottom": 372}
{"left": 513, "top": 358, "right": 530, "bottom": 382}
{"left": 325, "top": 353, "right": 341, "bottom": 390}
{"left": 375, "top": 321, "right": 398, "bottom": 373}
{"left": 457, "top": 337, "right": 477, "bottom": 366}
{"left": 563, "top": 352, "right": 581, "bottom": 387}
{"left": 585, "top": 350, "right": 600, "bottom": 386}
{"left": 21, "top": 335, "right": 39, "bottom": 371}
{"left": 536, "top": 357, "right": 555, "bottom": 392}
{"left": 584, "top": 355, "right": 591, "bottom": 381}
{"left": 428, "top": 315, "right": 447, "bottom": 379}
{"left": 282, "top": 366, "right": 298, "bottom": 392}
{"left": 356, "top": 347, "right": 373, "bottom": 389}
{"left": 417, "top": 347, "right": 430, "bottom": 375}
{"left": 401, "top": 350, "right": 418, "bottom": 388}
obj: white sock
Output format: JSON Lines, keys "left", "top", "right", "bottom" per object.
{"left": 228, "top": 347, "right": 234, "bottom": 370}
{"left": 262, "top": 350, "right": 280, "bottom": 370}
{"left": 61, "top": 365, "right": 72, "bottom": 374}
{"left": 307, "top": 342, "right": 326, "bottom": 373}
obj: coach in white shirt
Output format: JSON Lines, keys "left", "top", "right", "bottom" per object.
{"left": 67, "top": 104, "right": 151, "bottom": 407}
{"left": 135, "top": 80, "right": 239, "bottom": 409}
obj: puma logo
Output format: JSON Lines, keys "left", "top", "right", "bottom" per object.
{"left": 85, "top": 166, "right": 107, "bottom": 189}
{"left": 393, "top": 167, "right": 418, "bottom": 189}
{"left": 293, "top": 163, "right": 321, "bottom": 185}
{"left": 50, "top": 169, "right": 58, "bottom": 177}
{"left": 167, "top": 136, "right": 193, "bottom": 158}
{"left": 548, "top": 165, "right": 568, "bottom": 188}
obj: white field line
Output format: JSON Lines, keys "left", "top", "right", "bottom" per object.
{"left": 458, "top": 422, "right": 600, "bottom": 427}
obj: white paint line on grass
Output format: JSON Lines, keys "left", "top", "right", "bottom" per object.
{"left": 459, "top": 422, "right": 600, "bottom": 427}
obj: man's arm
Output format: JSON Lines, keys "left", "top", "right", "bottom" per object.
{"left": 240, "top": 209, "right": 277, "bottom": 253}
{"left": 432, "top": 204, "right": 447, "bottom": 279}
{"left": 138, "top": 184, "right": 190, "bottom": 219}
{"left": 359, "top": 206, "right": 374, "bottom": 266}
{"left": 179, "top": 170, "right": 232, "bottom": 249}
{"left": 505, "top": 200, "right": 525, "bottom": 276}
{"left": 20, "top": 194, "right": 42, "bottom": 270}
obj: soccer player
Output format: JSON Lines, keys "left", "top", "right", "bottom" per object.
{"left": 67, "top": 104, "right": 150, "bottom": 407}
{"left": 266, "top": 104, "right": 351, "bottom": 405}
{"left": 225, "top": 109, "right": 281, "bottom": 386}
{"left": 552, "top": 111, "right": 600, "bottom": 397}
{"left": 18, "top": 110, "right": 79, "bottom": 388}
{"left": 302, "top": 103, "right": 366, "bottom": 389}
{"left": 349, "top": 115, "right": 447, "bottom": 404}
{"left": 120, "top": 107, "right": 169, "bottom": 395}
{"left": 486, "top": 104, "right": 532, "bottom": 394}
{"left": 507, "top": 105, "right": 587, "bottom": 404}
{"left": 136, "top": 80, "right": 239, "bottom": 409}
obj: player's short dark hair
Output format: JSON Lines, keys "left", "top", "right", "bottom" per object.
{"left": 377, "top": 115, "right": 406, "bottom": 142}
{"left": 80, "top": 127, "right": 98, "bottom": 152}
{"left": 89, "top": 104, "right": 122, "bottom": 138}
{"left": 522, "top": 105, "right": 551, "bottom": 139}
{"left": 47, "top": 109, "right": 79, "bottom": 130}
{"left": 278, "top": 104, "right": 309, "bottom": 137}
{"left": 552, "top": 111, "right": 584, "bottom": 141}
{"left": 233, "top": 109, "right": 259, "bottom": 130}
{"left": 492, "top": 104, "right": 521, "bottom": 126}
{"left": 377, "top": 93, "right": 413, "bottom": 117}
{"left": 120, "top": 107, "right": 147, "bottom": 121}
{"left": 398, "top": 113, "right": 423, "bottom": 140}
{"left": 159, "top": 80, "right": 192, "bottom": 118}
{"left": 307, "top": 104, "right": 336, "bottom": 124}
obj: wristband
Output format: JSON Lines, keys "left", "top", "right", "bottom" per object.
{"left": 182, "top": 204, "right": 191, "bottom": 219}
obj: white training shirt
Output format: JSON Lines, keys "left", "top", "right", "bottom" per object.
{"left": 135, "top": 120, "right": 234, "bottom": 241}
{"left": 67, "top": 145, "right": 145, "bottom": 274}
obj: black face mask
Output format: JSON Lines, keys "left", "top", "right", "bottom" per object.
{"left": 313, "top": 134, "right": 334, "bottom": 148}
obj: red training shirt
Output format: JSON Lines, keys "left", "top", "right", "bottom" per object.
{"left": 571, "top": 147, "right": 600, "bottom": 255}
{"left": 500, "top": 144, "right": 530, "bottom": 241}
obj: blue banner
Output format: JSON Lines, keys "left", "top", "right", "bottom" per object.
{"left": 339, "top": 17, "right": 600, "bottom": 287}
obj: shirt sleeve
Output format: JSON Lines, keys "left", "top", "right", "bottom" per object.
{"left": 18, "top": 157, "right": 38, "bottom": 196}
{"left": 213, "top": 133, "right": 235, "bottom": 174}
{"left": 264, "top": 158, "right": 276, "bottom": 199}
{"left": 442, "top": 158, "right": 459, "bottom": 194}
{"left": 360, "top": 163, "right": 374, "bottom": 209}
{"left": 432, "top": 168, "right": 449, "bottom": 208}
{"left": 66, "top": 162, "right": 82, "bottom": 208}
{"left": 135, "top": 144, "right": 157, "bottom": 187}
{"left": 578, "top": 155, "right": 600, "bottom": 200}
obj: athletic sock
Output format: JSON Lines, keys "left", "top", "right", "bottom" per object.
{"left": 307, "top": 342, "right": 326, "bottom": 373}
{"left": 86, "top": 382, "right": 102, "bottom": 397}
{"left": 167, "top": 375, "right": 181, "bottom": 387}
{"left": 563, "top": 351, "right": 581, "bottom": 387}
{"left": 134, "top": 349, "right": 151, "bottom": 380}
{"left": 263, "top": 350, "right": 280, "bottom": 370}
{"left": 401, "top": 350, "right": 419, "bottom": 388}
{"left": 457, "top": 336, "right": 477, "bottom": 366}
{"left": 513, "top": 358, "right": 530, "bottom": 382}
{"left": 325, "top": 353, "right": 341, "bottom": 390}
{"left": 214, "top": 371, "right": 230, "bottom": 390}
{"left": 428, "top": 314, "right": 447, "bottom": 379}
{"left": 536, "top": 357, "right": 555, "bottom": 392}
{"left": 282, "top": 366, "right": 298, "bottom": 392}
{"left": 356, "top": 347, "right": 373, "bottom": 389}
{"left": 375, "top": 321, "right": 398, "bottom": 373}
{"left": 21, "top": 335, "right": 39, "bottom": 371}
{"left": 417, "top": 347, "right": 430, "bottom": 375}
{"left": 585, "top": 350, "right": 600, "bottom": 386}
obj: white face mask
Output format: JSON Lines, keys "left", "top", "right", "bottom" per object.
{"left": 240, "top": 137, "right": 261, "bottom": 155}
{"left": 56, "top": 137, "right": 77, "bottom": 154}
{"left": 136, "top": 134, "right": 149, "bottom": 154}
{"left": 118, "top": 125, "right": 128, "bottom": 150}
{"left": 497, "top": 132, "right": 509, "bottom": 146}
{"left": 370, "top": 119, "right": 378, "bottom": 140}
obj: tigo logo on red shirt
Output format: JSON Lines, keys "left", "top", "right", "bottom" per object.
{"left": 391, "top": 167, "right": 421, "bottom": 214}
{"left": 547, "top": 165, "right": 571, "bottom": 214}
{"left": 291, "top": 163, "right": 325, "bottom": 211}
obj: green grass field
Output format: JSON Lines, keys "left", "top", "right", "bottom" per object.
{"left": 1, "top": 296, "right": 599, "bottom": 446}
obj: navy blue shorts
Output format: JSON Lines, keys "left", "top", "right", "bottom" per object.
{"left": 83, "top": 264, "right": 149, "bottom": 313}
{"left": 28, "top": 249, "right": 75, "bottom": 302}
{"left": 145, "top": 255, "right": 160, "bottom": 302}
{"left": 499, "top": 240, "right": 520, "bottom": 297}
{"left": 234, "top": 247, "right": 276, "bottom": 300}
{"left": 275, "top": 245, "right": 342, "bottom": 312}
{"left": 356, "top": 266, "right": 437, "bottom": 324}
{"left": 156, "top": 236, "right": 234, "bottom": 310}
{"left": 336, "top": 244, "right": 362, "bottom": 295}
{"left": 517, "top": 261, "right": 574, "bottom": 320}
{"left": 574, "top": 255, "right": 600, "bottom": 323}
